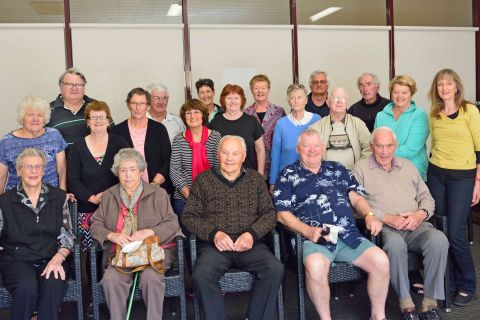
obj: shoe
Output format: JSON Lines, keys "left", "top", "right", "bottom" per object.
{"left": 402, "top": 310, "right": 420, "bottom": 320}
{"left": 419, "top": 309, "right": 441, "bottom": 320}
{"left": 453, "top": 292, "right": 476, "bottom": 306}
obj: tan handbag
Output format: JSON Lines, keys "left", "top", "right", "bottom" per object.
{"left": 111, "top": 236, "right": 165, "bottom": 274}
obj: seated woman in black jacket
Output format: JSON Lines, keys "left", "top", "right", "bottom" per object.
{"left": 0, "top": 147, "right": 75, "bottom": 320}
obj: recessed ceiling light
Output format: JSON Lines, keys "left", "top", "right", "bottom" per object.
{"left": 167, "top": 4, "right": 182, "bottom": 17}
{"left": 309, "top": 7, "right": 342, "bottom": 22}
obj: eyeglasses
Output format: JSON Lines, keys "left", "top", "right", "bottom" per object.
{"left": 119, "top": 167, "right": 140, "bottom": 175}
{"left": 20, "top": 164, "right": 44, "bottom": 171}
{"left": 332, "top": 96, "right": 346, "bottom": 103}
{"left": 152, "top": 96, "right": 169, "bottom": 102}
{"left": 185, "top": 110, "right": 202, "bottom": 117}
{"left": 89, "top": 116, "right": 107, "bottom": 121}
{"left": 62, "top": 82, "right": 85, "bottom": 88}
{"left": 129, "top": 102, "right": 147, "bottom": 107}
{"left": 311, "top": 80, "right": 328, "bottom": 86}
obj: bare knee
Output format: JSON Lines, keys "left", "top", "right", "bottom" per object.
{"left": 304, "top": 254, "right": 330, "bottom": 283}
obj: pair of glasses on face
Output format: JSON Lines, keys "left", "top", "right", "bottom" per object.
{"left": 129, "top": 102, "right": 148, "bottom": 107}
{"left": 152, "top": 96, "right": 169, "bottom": 102}
{"left": 89, "top": 116, "right": 107, "bottom": 121}
{"left": 62, "top": 82, "right": 85, "bottom": 88}
{"left": 311, "top": 80, "right": 328, "bottom": 86}
{"left": 20, "top": 164, "right": 44, "bottom": 171}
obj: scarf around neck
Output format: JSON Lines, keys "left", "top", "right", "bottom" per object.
{"left": 115, "top": 183, "right": 143, "bottom": 235}
{"left": 185, "top": 125, "right": 210, "bottom": 182}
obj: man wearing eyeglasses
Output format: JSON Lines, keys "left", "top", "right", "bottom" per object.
{"left": 146, "top": 83, "right": 185, "bottom": 144}
{"left": 48, "top": 68, "right": 110, "bottom": 146}
{"left": 305, "top": 70, "right": 330, "bottom": 118}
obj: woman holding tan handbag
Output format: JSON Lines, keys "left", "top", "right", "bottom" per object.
{"left": 91, "top": 148, "right": 182, "bottom": 320}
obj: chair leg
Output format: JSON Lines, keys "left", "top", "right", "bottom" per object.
{"left": 169, "top": 297, "right": 177, "bottom": 316}
{"left": 332, "top": 284, "right": 339, "bottom": 300}
{"left": 348, "top": 282, "right": 355, "bottom": 297}
{"left": 468, "top": 210, "right": 474, "bottom": 245}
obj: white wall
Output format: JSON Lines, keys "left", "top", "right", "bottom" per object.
{"left": 71, "top": 24, "right": 185, "bottom": 123}
{"left": 0, "top": 24, "right": 66, "bottom": 136}
{"left": 190, "top": 25, "right": 293, "bottom": 111}
{"left": 0, "top": 24, "right": 477, "bottom": 137}
{"left": 395, "top": 26, "right": 477, "bottom": 114}
{"left": 298, "top": 25, "right": 391, "bottom": 105}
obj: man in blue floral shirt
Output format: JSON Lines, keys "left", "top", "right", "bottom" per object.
{"left": 274, "top": 128, "right": 389, "bottom": 320}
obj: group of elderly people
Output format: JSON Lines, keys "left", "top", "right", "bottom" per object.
{"left": 0, "top": 66, "right": 477, "bottom": 320}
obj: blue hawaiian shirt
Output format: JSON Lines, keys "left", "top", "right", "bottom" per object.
{"left": 274, "top": 160, "right": 367, "bottom": 252}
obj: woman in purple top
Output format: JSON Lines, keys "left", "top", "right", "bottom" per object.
{"left": 0, "top": 95, "right": 67, "bottom": 192}
{"left": 244, "top": 74, "right": 286, "bottom": 180}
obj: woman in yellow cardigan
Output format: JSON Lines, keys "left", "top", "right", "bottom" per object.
{"left": 427, "top": 69, "right": 480, "bottom": 306}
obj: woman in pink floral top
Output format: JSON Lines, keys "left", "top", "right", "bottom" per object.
{"left": 244, "top": 74, "right": 286, "bottom": 180}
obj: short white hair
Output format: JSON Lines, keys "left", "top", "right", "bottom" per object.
{"left": 357, "top": 72, "right": 380, "bottom": 89}
{"left": 15, "top": 148, "right": 46, "bottom": 169}
{"left": 111, "top": 148, "right": 148, "bottom": 176}
{"left": 17, "top": 95, "right": 51, "bottom": 126}
{"left": 309, "top": 70, "right": 329, "bottom": 84}
{"left": 296, "top": 128, "right": 324, "bottom": 147}
{"left": 370, "top": 127, "right": 397, "bottom": 144}
{"left": 218, "top": 135, "right": 247, "bottom": 153}
{"left": 146, "top": 83, "right": 169, "bottom": 96}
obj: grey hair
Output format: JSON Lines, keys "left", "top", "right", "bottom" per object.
{"left": 17, "top": 95, "right": 51, "bottom": 126}
{"left": 329, "top": 87, "right": 349, "bottom": 100}
{"left": 146, "top": 83, "right": 169, "bottom": 96}
{"left": 218, "top": 135, "right": 247, "bottom": 153}
{"left": 370, "top": 127, "right": 397, "bottom": 144}
{"left": 296, "top": 128, "right": 325, "bottom": 147}
{"left": 58, "top": 67, "right": 87, "bottom": 86}
{"left": 287, "top": 83, "right": 308, "bottom": 98}
{"left": 309, "top": 70, "right": 329, "bottom": 84}
{"left": 356, "top": 72, "right": 380, "bottom": 89}
{"left": 111, "top": 148, "right": 148, "bottom": 177}
{"left": 15, "top": 148, "right": 46, "bottom": 169}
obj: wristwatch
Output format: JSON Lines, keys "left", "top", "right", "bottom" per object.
{"left": 364, "top": 211, "right": 375, "bottom": 218}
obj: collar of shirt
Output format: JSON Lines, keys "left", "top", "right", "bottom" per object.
{"left": 368, "top": 154, "right": 402, "bottom": 171}
{"left": 212, "top": 166, "right": 247, "bottom": 187}
{"left": 60, "top": 95, "right": 85, "bottom": 115}
{"left": 287, "top": 111, "right": 314, "bottom": 125}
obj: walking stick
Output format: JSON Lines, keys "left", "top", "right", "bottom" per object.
{"left": 125, "top": 271, "right": 139, "bottom": 320}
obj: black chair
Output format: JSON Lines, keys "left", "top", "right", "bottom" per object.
{"left": 190, "top": 230, "right": 285, "bottom": 320}
{"left": 278, "top": 226, "right": 366, "bottom": 320}
{"left": 373, "top": 215, "right": 451, "bottom": 312}
{"left": 0, "top": 201, "right": 84, "bottom": 320}
{"left": 89, "top": 235, "right": 187, "bottom": 320}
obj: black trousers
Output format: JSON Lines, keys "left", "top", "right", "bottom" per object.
{"left": 192, "top": 241, "right": 284, "bottom": 320}
{"left": 0, "top": 259, "right": 67, "bottom": 320}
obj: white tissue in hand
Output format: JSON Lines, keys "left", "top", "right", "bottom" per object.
{"left": 121, "top": 241, "right": 142, "bottom": 253}
{"left": 323, "top": 224, "right": 345, "bottom": 244}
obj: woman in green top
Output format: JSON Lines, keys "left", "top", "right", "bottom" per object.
{"left": 374, "top": 75, "right": 429, "bottom": 180}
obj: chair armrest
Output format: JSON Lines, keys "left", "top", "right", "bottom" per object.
{"left": 432, "top": 215, "right": 448, "bottom": 235}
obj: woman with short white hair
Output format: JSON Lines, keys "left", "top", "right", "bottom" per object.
{"left": 0, "top": 95, "right": 67, "bottom": 192}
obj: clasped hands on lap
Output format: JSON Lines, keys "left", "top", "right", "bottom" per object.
{"left": 383, "top": 210, "right": 425, "bottom": 231}
{"left": 107, "top": 229, "right": 155, "bottom": 246}
{"left": 214, "top": 231, "right": 253, "bottom": 252}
